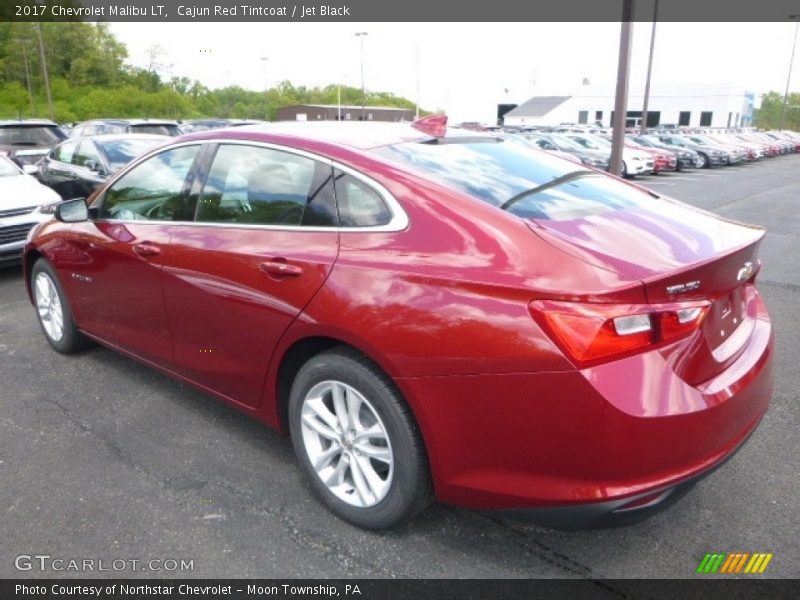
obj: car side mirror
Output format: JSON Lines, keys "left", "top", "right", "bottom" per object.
{"left": 23, "top": 164, "right": 39, "bottom": 175}
{"left": 55, "top": 198, "right": 89, "bottom": 223}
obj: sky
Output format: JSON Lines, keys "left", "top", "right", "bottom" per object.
{"left": 109, "top": 22, "right": 799, "bottom": 123}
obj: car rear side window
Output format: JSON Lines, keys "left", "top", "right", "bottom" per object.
{"left": 333, "top": 171, "right": 391, "bottom": 227}
{"left": 196, "top": 144, "right": 337, "bottom": 227}
{"left": 101, "top": 145, "right": 200, "bottom": 221}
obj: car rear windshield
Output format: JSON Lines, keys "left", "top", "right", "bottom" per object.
{"left": 130, "top": 124, "right": 179, "bottom": 136}
{"left": 0, "top": 125, "right": 65, "bottom": 146}
{"left": 372, "top": 139, "right": 653, "bottom": 221}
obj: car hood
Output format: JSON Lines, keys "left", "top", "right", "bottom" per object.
{"left": 0, "top": 174, "right": 61, "bottom": 209}
{"left": 526, "top": 196, "right": 765, "bottom": 289}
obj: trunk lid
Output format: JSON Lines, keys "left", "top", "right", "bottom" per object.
{"left": 528, "top": 197, "right": 765, "bottom": 383}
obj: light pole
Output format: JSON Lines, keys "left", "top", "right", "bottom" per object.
{"left": 260, "top": 56, "right": 269, "bottom": 121}
{"left": 355, "top": 32, "right": 368, "bottom": 120}
{"left": 609, "top": 0, "right": 633, "bottom": 177}
{"left": 780, "top": 16, "right": 799, "bottom": 130}
{"left": 640, "top": 0, "right": 659, "bottom": 134}
{"left": 415, "top": 44, "right": 420, "bottom": 119}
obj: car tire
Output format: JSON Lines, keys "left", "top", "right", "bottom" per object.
{"left": 621, "top": 160, "right": 628, "bottom": 177}
{"left": 31, "top": 258, "right": 92, "bottom": 354}
{"left": 697, "top": 153, "right": 709, "bottom": 168}
{"left": 288, "top": 347, "right": 433, "bottom": 529}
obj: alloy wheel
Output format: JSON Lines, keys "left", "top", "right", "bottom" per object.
{"left": 34, "top": 272, "right": 64, "bottom": 342}
{"left": 300, "top": 380, "right": 394, "bottom": 508}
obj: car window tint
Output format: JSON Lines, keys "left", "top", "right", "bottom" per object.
{"left": 74, "top": 141, "right": 102, "bottom": 168}
{"left": 54, "top": 141, "right": 77, "bottom": 163}
{"left": 333, "top": 172, "right": 391, "bottom": 227}
{"left": 374, "top": 139, "right": 655, "bottom": 221}
{"left": 101, "top": 145, "right": 200, "bottom": 221}
{"left": 196, "top": 144, "right": 336, "bottom": 227}
{"left": 0, "top": 126, "right": 63, "bottom": 145}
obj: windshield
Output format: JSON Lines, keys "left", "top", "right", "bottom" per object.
{"left": 546, "top": 134, "right": 587, "bottom": 151}
{"left": 568, "top": 135, "right": 606, "bottom": 150}
{"left": 372, "top": 138, "right": 654, "bottom": 221}
{"left": 98, "top": 137, "right": 167, "bottom": 171}
{"left": 0, "top": 125, "right": 65, "bottom": 146}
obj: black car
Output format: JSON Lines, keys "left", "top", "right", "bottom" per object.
{"left": 656, "top": 135, "right": 728, "bottom": 168}
{"left": 69, "top": 119, "right": 181, "bottom": 138}
{"left": 37, "top": 134, "right": 168, "bottom": 199}
{"left": 0, "top": 120, "right": 67, "bottom": 171}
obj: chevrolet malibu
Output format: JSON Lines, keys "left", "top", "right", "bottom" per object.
{"left": 23, "top": 118, "right": 773, "bottom": 530}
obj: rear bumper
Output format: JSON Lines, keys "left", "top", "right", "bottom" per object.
{"left": 491, "top": 419, "right": 753, "bottom": 530}
{"left": 397, "top": 291, "right": 773, "bottom": 518}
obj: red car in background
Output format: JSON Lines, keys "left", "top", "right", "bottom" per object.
{"left": 24, "top": 118, "right": 773, "bottom": 530}
{"left": 625, "top": 139, "right": 677, "bottom": 173}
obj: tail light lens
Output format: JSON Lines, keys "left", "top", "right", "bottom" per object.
{"left": 530, "top": 299, "right": 710, "bottom": 365}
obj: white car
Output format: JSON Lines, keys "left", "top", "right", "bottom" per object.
{"left": 565, "top": 133, "right": 655, "bottom": 177}
{"left": 0, "top": 155, "right": 62, "bottom": 265}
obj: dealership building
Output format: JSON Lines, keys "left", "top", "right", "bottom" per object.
{"left": 276, "top": 104, "right": 414, "bottom": 122}
{"left": 502, "top": 84, "right": 757, "bottom": 129}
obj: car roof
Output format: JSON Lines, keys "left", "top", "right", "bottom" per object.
{"left": 177, "top": 121, "right": 493, "bottom": 151}
{"left": 80, "top": 119, "right": 179, "bottom": 126}
{"left": 0, "top": 119, "right": 60, "bottom": 127}
{"left": 70, "top": 133, "right": 171, "bottom": 143}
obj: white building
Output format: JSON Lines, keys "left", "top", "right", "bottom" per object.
{"left": 503, "top": 84, "right": 756, "bottom": 129}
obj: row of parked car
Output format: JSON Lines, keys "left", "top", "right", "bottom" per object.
{"left": 1, "top": 117, "right": 798, "bottom": 265}
{"left": 0, "top": 117, "right": 273, "bottom": 264}
{"left": 504, "top": 127, "right": 800, "bottom": 178}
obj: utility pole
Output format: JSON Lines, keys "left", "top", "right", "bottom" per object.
{"left": 641, "top": 0, "right": 659, "bottom": 134}
{"left": 35, "top": 23, "right": 54, "bottom": 121}
{"left": 260, "top": 56, "right": 269, "bottom": 121}
{"left": 609, "top": 0, "right": 633, "bottom": 177}
{"left": 21, "top": 39, "right": 35, "bottom": 117}
{"left": 780, "top": 17, "right": 799, "bottom": 130}
{"left": 355, "top": 32, "right": 368, "bottom": 120}
{"left": 415, "top": 45, "right": 420, "bottom": 119}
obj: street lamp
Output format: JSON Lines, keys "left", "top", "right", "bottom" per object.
{"left": 260, "top": 56, "right": 269, "bottom": 121}
{"left": 355, "top": 32, "right": 368, "bottom": 120}
{"left": 640, "top": 0, "right": 659, "bottom": 134}
{"left": 780, "top": 16, "right": 799, "bottom": 130}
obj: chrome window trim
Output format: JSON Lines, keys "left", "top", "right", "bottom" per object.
{"left": 96, "top": 138, "right": 409, "bottom": 234}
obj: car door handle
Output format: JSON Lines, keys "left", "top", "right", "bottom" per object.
{"left": 132, "top": 242, "right": 161, "bottom": 258}
{"left": 259, "top": 260, "right": 303, "bottom": 278}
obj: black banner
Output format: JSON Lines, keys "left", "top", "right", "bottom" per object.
{"left": 3, "top": 0, "right": 800, "bottom": 23}
{"left": 3, "top": 579, "right": 800, "bottom": 600}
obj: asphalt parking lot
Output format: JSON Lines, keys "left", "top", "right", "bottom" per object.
{"left": 1, "top": 155, "right": 798, "bottom": 583}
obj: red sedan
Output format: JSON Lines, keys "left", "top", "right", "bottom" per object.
{"left": 23, "top": 117, "right": 773, "bottom": 530}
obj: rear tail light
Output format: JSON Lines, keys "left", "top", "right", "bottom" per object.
{"left": 529, "top": 299, "right": 710, "bottom": 364}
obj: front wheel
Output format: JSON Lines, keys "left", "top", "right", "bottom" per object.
{"left": 288, "top": 348, "right": 432, "bottom": 529}
{"left": 697, "top": 153, "right": 709, "bottom": 168}
{"left": 32, "top": 258, "right": 92, "bottom": 354}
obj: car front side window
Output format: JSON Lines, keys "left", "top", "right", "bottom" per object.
{"left": 196, "top": 144, "right": 337, "bottom": 227}
{"left": 100, "top": 145, "right": 200, "bottom": 221}
{"left": 74, "top": 141, "right": 103, "bottom": 169}
{"left": 53, "top": 141, "right": 77, "bottom": 163}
